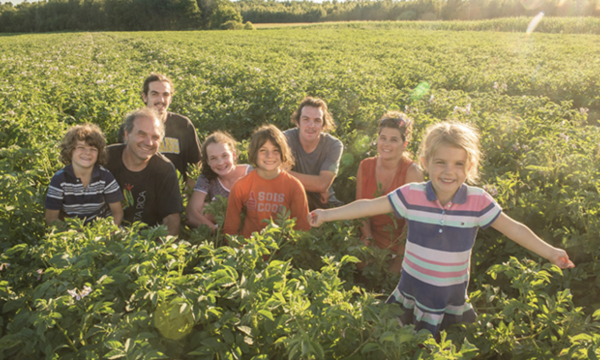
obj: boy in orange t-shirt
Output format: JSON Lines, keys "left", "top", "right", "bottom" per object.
{"left": 224, "top": 125, "right": 310, "bottom": 238}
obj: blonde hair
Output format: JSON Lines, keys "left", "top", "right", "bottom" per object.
{"left": 248, "top": 124, "right": 294, "bottom": 170}
{"left": 418, "top": 121, "right": 481, "bottom": 183}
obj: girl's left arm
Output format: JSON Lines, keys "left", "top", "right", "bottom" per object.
{"left": 490, "top": 212, "right": 574, "bottom": 269}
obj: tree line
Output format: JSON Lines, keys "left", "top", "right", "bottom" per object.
{"left": 0, "top": 0, "right": 243, "bottom": 32}
{"left": 236, "top": 0, "right": 600, "bottom": 23}
{"left": 0, "top": 0, "right": 599, "bottom": 33}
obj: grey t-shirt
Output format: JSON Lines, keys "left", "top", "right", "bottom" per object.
{"left": 284, "top": 128, "right": 344, "bottom": 208}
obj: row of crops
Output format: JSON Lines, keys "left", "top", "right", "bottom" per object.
{"left": 0, "top": 25, "right": 599, "bottom": 358}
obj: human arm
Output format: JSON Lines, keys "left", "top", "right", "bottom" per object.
{"left": 223, "top": 183, "right": 243, "bottom": 236}
{"left": 309, "top": 196, "right": 393, "bottom": 227}
{"left": 186, "top": 191, "right": 217, "bottom": 229}
{"left": 490, "top": 212, "right": 574, "bottom": 269}
{"left": 45, "top": 209, "right": 61, "bottom": 226}
{"left": 162, "top": 213, "right": 181, "bottom": 236}
{"left": 290, "top": 180, "right": 311, "bottom": 231}
{"left": 288, "top": 169, "right": 336, "bottom": 194}
{"left": 108, "top": 202, "right": 123, "bottom": 226}
{"left": 355, "top": 161, "right": 374, "bottom": 244}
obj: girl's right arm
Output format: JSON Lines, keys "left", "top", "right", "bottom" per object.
{"left": 309, "top": 197, "right": 393, "bottom": 227}
{"left": 186, "top": 191, "right": 217, "bottom": 229}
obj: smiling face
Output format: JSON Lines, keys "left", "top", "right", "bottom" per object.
{"left": 71, "top": 140, "right": 99, "bottom": 170}
{"left": 142, "top": 81, "right": 172, "bottom": 120}
{"left": 297, "top": 106, "right": 324, "bottom": 144}
{"left": 422, "top": 144, "right": 470, "bottom": 205}
{"left": 206, "top": 142, "right": 236, "bottom": 178}
{"left": 124, "top": 115, "right": 162, "bottom": 164}
{"left": 256, "top": 140, "right": 282, "bottom": 179}
{"left": 377, "top": 127, "right": 406, "bottom": 161}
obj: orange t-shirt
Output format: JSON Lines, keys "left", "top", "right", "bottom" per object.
{"left": 223, "top": 170, "right": 310, "bottom": 238}
{"left": 357, "top": 156, "right": 414, "bottom": 253}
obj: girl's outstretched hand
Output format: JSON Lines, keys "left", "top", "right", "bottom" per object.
{"left": 308, "top": 210, "right": 325, "bottom": 227}
{"left": 550, "top": 248, "right": 575, "bottom": 269}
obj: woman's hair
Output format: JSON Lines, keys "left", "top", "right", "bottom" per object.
{"left": 378, "top": 111, "right": 414, "bottom": 143}
{"left": 290, "top": 96, "right": 336, "bottom": 132}
{"left": 248, "top": 124, "right": 294, "bottom": 170}
{"left": 59, "top": 123, "right": 107, "bottom": 165}
{"left": 418, "top": 121, "right": 481, "bottom": 183}
{"left": 200, "top": 131, "right": 238, "bottom": 181}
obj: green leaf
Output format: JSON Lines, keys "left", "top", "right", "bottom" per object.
{"left": 258, "top": 309, "right": 274, "bottom": 321}
{"left": 360, "top": 342, "right": 380, "bottom": 354}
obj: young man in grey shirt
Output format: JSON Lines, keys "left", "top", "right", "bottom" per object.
{"left": 284, "top": 97, "right": 344, "bottom": 210}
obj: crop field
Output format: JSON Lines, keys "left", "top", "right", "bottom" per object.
{"left": 1, "top": 25, "right": 600, "bottom": 358}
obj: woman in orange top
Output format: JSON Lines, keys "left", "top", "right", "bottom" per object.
{"left": 356, "top": 112, "right": 424, "bottom": 272}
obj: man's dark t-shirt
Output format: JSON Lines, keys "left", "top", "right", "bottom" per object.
{"left": 106, "top": 144, "right": 183, "bottom": 227}
{"left": 118, "top": 112, "right": 201, "bottom": 181}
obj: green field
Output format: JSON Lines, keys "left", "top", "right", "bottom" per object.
{"left": 1, "top": 26, "right": 600, "bottom": 358}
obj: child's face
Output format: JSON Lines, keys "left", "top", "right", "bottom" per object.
{"left": 207, "top": 142, "right": 235, "bottom": 177}
{"left": 72, "top": 140, "right": 98, "bottom": 170}
{"left": 422, "top": 144, "right": 470, "bottom": 204}
{"left": 256, "top": 140, "right": 282, "bottom": 174}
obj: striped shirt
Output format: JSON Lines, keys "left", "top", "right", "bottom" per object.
{"left": 385, "top": 181, "right": 502, "bottom": 335}
{"left": 45, "top": 164, "right": 123, "bottom": 224}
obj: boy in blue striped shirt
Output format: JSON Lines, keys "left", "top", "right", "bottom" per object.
{"left": 45, "top": 124, "right": 123, "bottom": 226}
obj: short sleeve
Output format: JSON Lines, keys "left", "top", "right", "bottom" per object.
{"left": 186, "top": 122, "right": 202, "bottom": 165}
{"left": 158, "top": 165, "right": 184, "bottom": 220}
{"left": 45, "top": 171, "right": 65, "bottom": 210}
{"left": 102, "top": 169, "right": 123, "bottom": 204}
{"left": 477, "top": 191, "right": 502, "bottom": 229}
{"left": 320, "top": 137, "right": 343, "bottom": 174}
{"left": 386, "top": 184, "right": 411, "bottom": 220}
{"left": 193, "top": 174, "right": 210, "bottom": 194}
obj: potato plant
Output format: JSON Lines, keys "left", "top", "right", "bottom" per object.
{"left": 1, "top": 26, "right": 600, "bottom": 358}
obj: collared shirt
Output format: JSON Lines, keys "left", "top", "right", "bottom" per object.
{"left": 385, "top": 181, "right": 501, "bottom": 336}
{"left": 45, "top": 164, "right": 123, "bottom": 224}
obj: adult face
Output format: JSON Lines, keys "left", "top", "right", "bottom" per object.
{"left": 297, "top": 106, "right": 324, "bottom": 144}
{"left": 124, "top": 115, "right": 162, "bottom": 164}
{"left": 142, "top": 81, "right": 172, "bottom": 120}
{"left": 377, "top": 127, "right": 406, "bottom": 161}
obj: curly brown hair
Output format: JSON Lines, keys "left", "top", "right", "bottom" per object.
{"left": 201, "top": 131, "right": 237, "bottom": 181}
{"left": 290, "top": 96, "right": 335, "bottom": 132}
{"left": 248, "top": 124, "right": 294, "bottom": 170}
{"left": 59, "top": 123, "right": 107, "bottom": 165}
